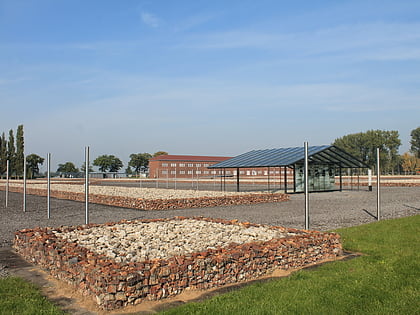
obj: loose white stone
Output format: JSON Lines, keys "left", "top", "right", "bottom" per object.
{"left": 54, "top": 219, "right": 291, "bottom": 264}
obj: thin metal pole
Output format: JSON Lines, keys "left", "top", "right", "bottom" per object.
{"left": 85, "top": 146, "right": 89, "bottom": 225}
{"left": 284, "top": 166, "right": 287, "bottom": 193}
{"left": 47, "top": 153, "right": 51, "bottom": 219}
{"left": 236, "top": 168, "right": 240, "bottom": 192}
{"left": 377, "top": 148, "right": 380, "bottom": 221}
{"left": 23, "top": 154, "right": 26, "bottom": 212}
{"left": 5, "top": 160, "right": 9, "bottom": 207}
{"left": 196, "top": 166, "right": 199, "bottom": 190}
{"left": 139, "top": 169, "right": 142, "bottom": 188}
{"left": 304, "top": 142, "right": 309, "bottom": 230}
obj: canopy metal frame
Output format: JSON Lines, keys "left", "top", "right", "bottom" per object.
{"left": 209, "top": 145, "right": 369, "bottom": 193}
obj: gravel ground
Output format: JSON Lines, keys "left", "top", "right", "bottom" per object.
{"left": 5, "top": 182, "right": 260, "bottom": 198}
{"left": 0, "top": 187, "right": 418, "bottom": 278}
{"left": 1, "top": 186, "right": 419, "bottom": 249}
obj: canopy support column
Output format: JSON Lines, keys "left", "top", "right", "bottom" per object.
{"left": 284, "top": 166, "right": 288, "bottom": 193}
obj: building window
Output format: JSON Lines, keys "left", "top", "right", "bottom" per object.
{"left": 171, "top": 170, "right": 176, "bottom": 175}
{"left": 179, "top": 163, "right": 185, "bottom": 167}
{"left": 211, "top": 171, "right": 216, "bottom": 175}
{"left": 204, "top": 163, "right": 210, "bottom": 167}
{"left": 188, "top": 170, "right": 193, "bottom": 174}
{"left": 196, "top": 163, "right": 201, "bottom": 167}
{"left": 162, "top": 163, "right": 168, "bottom": 167}
{"left": 162, "top": 170, "right": 168, "bottom": 175}
{"left": 171, "top": 163, "right": 176, "bottom": 167}
{"left": 196, "top": 170, "right": 202, "bottom": 175}
{"left": 180, "top": 170, "right": 186, "bottom": 175}
{"left": 204, "top": 171, "right": 209, "bottom": 174}
{"left": 188, "top": 163, "right": 193, "bottom": 167}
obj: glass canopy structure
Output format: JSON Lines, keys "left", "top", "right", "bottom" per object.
{"left": 209, "top": 145, "right": 369, "bottom": 192}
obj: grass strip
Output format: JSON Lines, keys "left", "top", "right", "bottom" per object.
{"left": 0, "top": 215, "right": 418, "bottom": 314}
{"left": 0, "top": 276, "right": 65, "bottom": 315}
{"left": 160, "top": 215, "right": 420, "bottom": 315}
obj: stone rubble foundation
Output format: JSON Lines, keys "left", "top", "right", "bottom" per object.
{"left": 14, "top": 217, "right": 343, "bottom": 310}
{"left": 0, "top": 185, "right": 289, "bottom": 210}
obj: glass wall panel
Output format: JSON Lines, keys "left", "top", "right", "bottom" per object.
{"left": 294, "top": 164, "right": 336, "bottom": 192}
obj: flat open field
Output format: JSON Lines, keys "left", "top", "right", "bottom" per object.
{"left": 0, "top": 186, "right": 419, "bottom": 248}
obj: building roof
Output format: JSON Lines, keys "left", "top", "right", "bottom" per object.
{"left": 149, "top": 155, "right": 231, "bottom": 162}
{"left": 209, "top": 145, "right": 369, "bottom": 169}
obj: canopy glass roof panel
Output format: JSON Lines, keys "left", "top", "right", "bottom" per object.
{"left": 209, "top": 145, "right": 368, "bottom": 169}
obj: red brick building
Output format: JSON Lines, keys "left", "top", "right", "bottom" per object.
{"left": 148, "top": 154, "right": 294, "bottom": 179}
{"left": 148, "top": 155, "right": 230, "bottom": 178}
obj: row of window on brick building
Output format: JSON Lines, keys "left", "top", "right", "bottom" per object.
{"left": 157, "top": 162, "right": 293, "bottom": 176}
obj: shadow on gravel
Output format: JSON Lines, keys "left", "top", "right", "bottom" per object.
{"left": 362, "top": 209, "right": 378, "bottom": 220}
{"left": 403, "top": 204, "right": 420, "bottom": 211}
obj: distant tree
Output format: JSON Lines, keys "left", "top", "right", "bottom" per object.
{"left": 57, "top": 162, "right": 79, "bottom": 174}
{"left": 26, "top": 154, "right": 45, "bottom": 179}
{"left": 15, "top": 125, "right": 24, "bottom": 176}
{"left": 0, "top": 132, "right": 6, "bottom": 175}
{"left": 410, "top": 127, "right": 420, "bottom": 158}
{"left": 333, "top": 130, "right": 401, "bottom": 173}
{"left": 93, "top": 155, "right": 123, "bottom": 172}
{"left": 7, "top": 129, "right": 16, "bottom": 176}
{"left": 153, "top": 151, "right": 168, "bottom": 157}
{"left": 129, "top": 153, "right": 152, "bottom": 173}
{"left": 401, "top": 152, "right": 420, "bottom": 175}
{"left": 80, "top": 162, "right": 94, "bottom": 172}
{"left": 125, "top": 166, "right": 133, "bottom": 175}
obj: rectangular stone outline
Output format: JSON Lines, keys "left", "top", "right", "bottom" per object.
{"left": 1, "top": 186, "right": 289, "bottom": 210}
{"left": 14, "top": 217, "right": 342, "bottom": 310}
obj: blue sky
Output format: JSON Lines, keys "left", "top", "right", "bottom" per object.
{"left": 1, "top": 0, "right": 420, "bottom": 170}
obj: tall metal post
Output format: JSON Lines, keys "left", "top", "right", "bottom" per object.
{"left": 236, "top": 168, "right": 240, "bottom": 192}
{"left": 47, "top": 153, "right": 51, "bottom": 219}
{"left": 304, "top": 142, "right": 309, "bottom": 230}
{"left": 196, "top": 166, "right": 199, "bottom": 190}
{"left": 174, "top": 165, "right": 177, "bottom": 190}
{"left": 85, "top": 146, "right": 90, "bottom": 225}
{"left": 23, "top": 154, "right": 26, "bottom": 212}
{"left": 284, "top": 166, "right": 287, "bottom": 193}
{"left": 139, "top": 171, "right": 142, "bottom": 188}
{"left": 376, "top": 148, "right": 380, "bottom": 221}
{"left": 5, "top": 160, "right": 9, "bottom": 207}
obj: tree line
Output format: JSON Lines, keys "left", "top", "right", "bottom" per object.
{"left": 333, "top": 127, "right": 420, "bottom": 174}
{"left": 0, "top": 125, "right": 45, "bottom": 179}
{"left": 57, "top": 151, "right": 168, "bottom": 176}
{"left": 2, "top": 125, "right": 420, "bottom": 178}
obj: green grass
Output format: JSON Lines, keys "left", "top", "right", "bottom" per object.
{"left": 0, "top": 277, "right": 65, "bottom": 315}
{"left": 0, "top": 216, "right": 418, "bottom": 315}
{"left": 160, "top": 215, "right": 420, "bottom": 315}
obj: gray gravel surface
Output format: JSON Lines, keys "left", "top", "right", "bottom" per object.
{"left": 1, "top": 187, "right": 419, "bottom": 248}
{"left": 0, "top": 187, "right": 418, "bottom": 278}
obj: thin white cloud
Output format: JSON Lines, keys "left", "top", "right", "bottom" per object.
{"left": 140, "top": 11, "right": 161, "bottom": 28}
{"left": 174, "top": 12, "right": 221, "bottom": 32}
{"left": 179, "top": 21, "right": 420, "bottom": 62}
